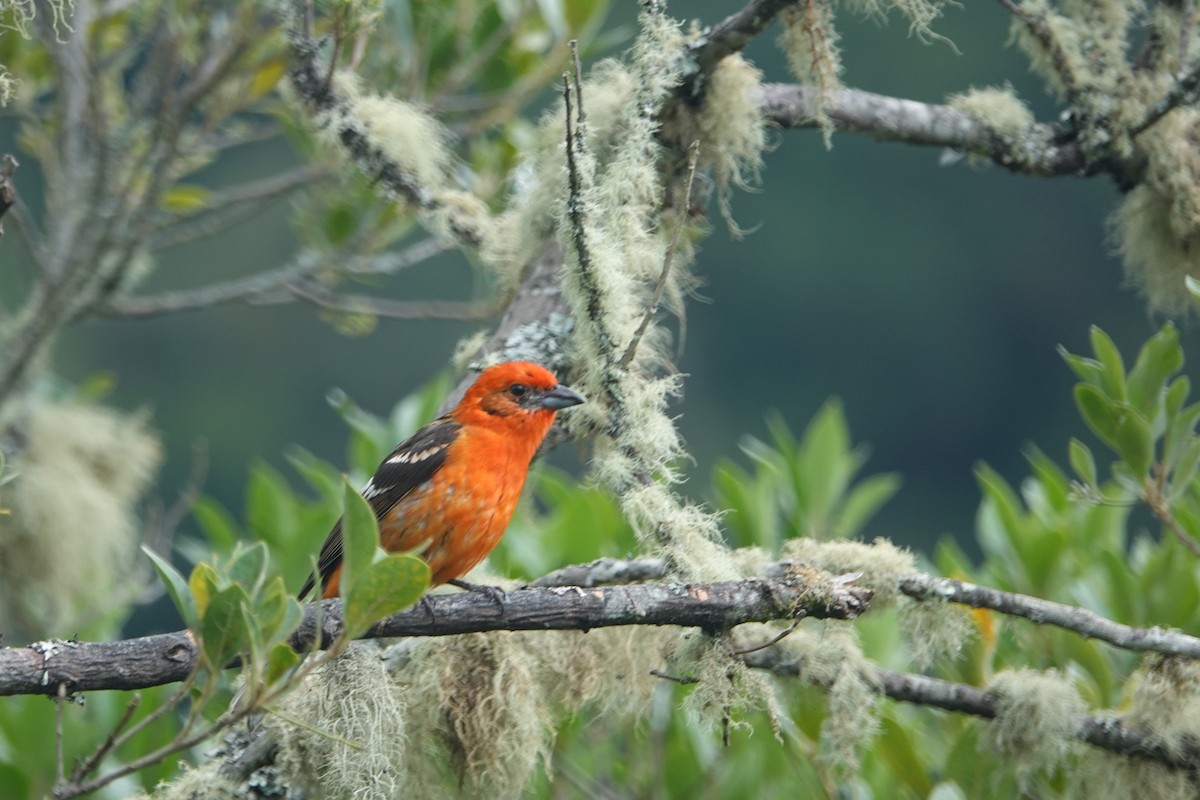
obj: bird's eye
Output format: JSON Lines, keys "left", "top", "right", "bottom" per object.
{"left": 509, "top": 383, "right": 528, "bottom": 398}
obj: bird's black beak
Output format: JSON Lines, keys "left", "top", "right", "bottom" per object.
{"left": 537, "top": 384, "right": 586, "bottom": 410}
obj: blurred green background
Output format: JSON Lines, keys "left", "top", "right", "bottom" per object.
{"left": 22, "top": 0, "right": 1191, "bottom": 572}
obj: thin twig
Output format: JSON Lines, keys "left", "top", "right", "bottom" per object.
{"left": 71, "top": 694, "right": 142, "bottom": 783}
{"left": 1132, "top": 63, "right": 1200, "bottom": 136}
{"left": 619, "top": 140, "right": 699, "bottom": 369}
{"left": 55, "top": 682, "right": 67, "bottom": 786}
{"left": 1143, "top": 481, "right": 1200, "bottom": 558}
{"left": 570, "top": 39, "right": 586, "bottom": 129}
{"left": 650, "top": 668, "right": 700, "bottom": 685}
{"left": 681, "top": 0, "right": 799, "bottom": 99}
{"left": 732, "top": 619, "right": 800, "bottom": 655}
{"left": 0, "top": 154, "right": 18, "bottom": 235}
{"left": 284, "top": 279, "right": 502, "bottom": 321}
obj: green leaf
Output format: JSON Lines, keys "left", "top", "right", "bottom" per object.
{"left": 1080, "top": 383, "right": 1152, "bottom": 472}
{"left": 1089, "top": 325, "right": 1127, "bottom": 401}
{"left": 263, "top": 641, "right": 301, "bottom": 685}
{"left": 835, "top": 472, "right": 901, "bottom": 537}
{"left": 1169, "top": 437, "right": 1200, "bottom": 500}
{"left": 343, "top": 554, "right": 431, "bottom": 640}
{"left": 1067, "top": 438, "right": 1098, "bottom": 488}
{"left": 189, "top": 562, "right": 219, "bottom": 619}
{"left": 874, "top": 714, "right": 933, "bottom": 795}
{"left": 340, "top": 478, "right": 380, "bottom": 599}
{"left": 192, "top": 497, "right": 241, "bottom": 551}
{"left": 201, "top": 584, "right": 252, "bottom": 668}
{"left": 256, "top": 575, "right": 304, "bottom": 647}
{"left": 1127, "top": 323, "right": 1182, "bottom": 418}
{"left": 1187, "top": 274, "right": 1200, "bottom": 300}
{"left": 226, "top": 542, "right": 269, "bottom": 596}
{"left": 1057, "top": 345, "right": 1105, "bottom": 388}
{"left": 160, "top": 184, "right": 212, "bottom": 212}
{"left": 143, "top": 547, "right": 198, "bottom": 630}
{"left": 1112, "top": 407, "right": 1154, "bottom": 477}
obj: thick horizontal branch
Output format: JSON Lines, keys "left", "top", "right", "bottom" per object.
{"left": 0, "top": 575, "right": 872, "bottom": 697}
{"left": 757, "top": 82, "right": 1090, "bottom": 178}
{"left": 746, "top": 647, "right": 1200, "bottom": 775}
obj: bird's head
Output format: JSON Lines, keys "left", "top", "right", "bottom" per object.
{"left": 455, "top": 361, "right": 585, "bottom": 430}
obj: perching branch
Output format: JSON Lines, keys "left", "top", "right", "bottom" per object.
{"left": 745, "top": 646, "right": 1200, "bottom": 775}
{"left": 0, "top": 573, "right": 872, "bottom": 697}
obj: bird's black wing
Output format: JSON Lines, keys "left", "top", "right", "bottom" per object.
{"left": 297, "top": 415, "right": 462, "bottom": 600}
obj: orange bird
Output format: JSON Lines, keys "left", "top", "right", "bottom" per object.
{"left": 298, "top": 361, "right": 585, "bottom": 600}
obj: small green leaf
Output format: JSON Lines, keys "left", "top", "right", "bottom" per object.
{"left": 263, "top": 641, "right": 301, "bottom": 685}
{"left": 143, "top": 547, "right": 198, "bottom": 630}
{"left": 835, "top": 473, "right": 901, "bottom": 538}
{"left": 1127, "top": 323, "right": 1182, "bottom": 418}
{"left": 1075, "top": 384, "right": 1122, "bottom": 447}
{"left": 256, "top": 576, "right": 304, "bottom": 647}
{"left": 226, "top": 542, "right": 269, "bottom": 596}
{"left": 1068, "top": 438, "right": 1098, "bottom": 488}
{"left": 1186, "top": 274, "right": 1200, "bottom": 299}
{"left": 201, "top": 584, "right": 252, "bottom": 668}
{"left": 343, "top": 554, "right": 431, "bottom": 640}
{"left": 1089, "top": 325, "right": 1127, "bottom": 401}
{"left": 1057, "top": 345, "right": 1106, "bottom": 388}
{"left": 189, "top": 562, "right": 219, "bottom": 619}
{"left": 161, "top": 184, "right": 212, "bottom": 212}
{"left": 1112, "top": 407, "right": 1154, "bottom": 477}
{"left": 340, "top": 479, "right": 380, "bottom": 599}
{"left": 192, "top": 497, "right": 241, "bottom": 551}
{"left": 1169, "top": 437, "right": 1200, "bottom": 500}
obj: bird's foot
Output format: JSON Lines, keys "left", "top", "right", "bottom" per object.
{"left": 448, "top": 579, "right": 508, "bottom": 613}
{"left": 419, "top": 594, "right": 437, "bottom": 623}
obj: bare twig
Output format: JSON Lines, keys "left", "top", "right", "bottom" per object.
{"left": 103, "top": 239, "right": 448, "bottom": 318}
{"left": 620, "top": 140, "right": 700, "bottom": 369}
{"left": 284, "top": 279, "right": 502, "bottom": 321}
{"left": 1143, "top": 480, "right": 1200, "bottom": 559}
{"left": 55, "top": 682, "right": 67, "bottom": 786}
{"left": 70, "top": 694, "right": 141, "bottom": 783}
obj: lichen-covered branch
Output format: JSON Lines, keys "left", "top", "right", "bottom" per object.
{"left": 745, "top": 647, "right": 1200, "bottom": 775}
{"left": 0, "top": 574, "right": 872, "bottom": 696}
{"left": 682, "top": 0, "right": 799, "bottom": 100}
{"left": 757, "top": 82, "right": 1089, "bottom": 177}
{"left": 527, "top": 555, "right": 1200, "bottom": 660}
{"left": 899, "top": 574, "right": 1200, "bottom": 659}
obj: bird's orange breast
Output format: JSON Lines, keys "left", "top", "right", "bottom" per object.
{"left": 379, "top": 426, "right": 534, "bottom": 585}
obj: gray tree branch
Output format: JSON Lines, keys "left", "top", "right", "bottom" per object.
{"left": 0, "top": 573, "right": 872, "bottom": 697}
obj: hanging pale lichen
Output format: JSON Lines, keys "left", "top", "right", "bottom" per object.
{"left": 271, "top": 646, "right": 408, "bottom": 800}
{"left": 984, "top": 668, "right": 1086, "bottom": 773}
{"left": 0, "top": 403, "right": 161, "bottom": 635}
{"left": 779, "top": 0, "right": 843, "bottom": 146}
